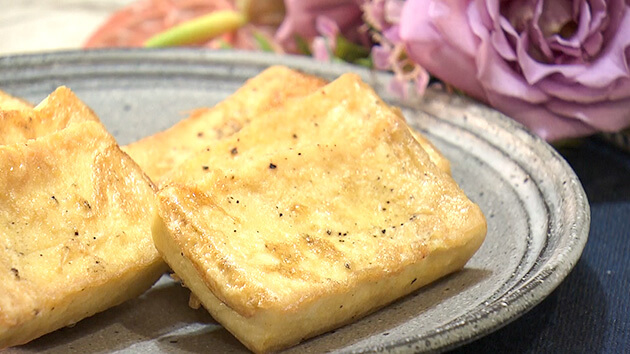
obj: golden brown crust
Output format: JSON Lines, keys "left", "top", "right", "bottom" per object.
{"left": 0, "top": 87, "right": 102, "bottom": 145}
{"left": 122, "top": 66, "right": 450, "bottom": 184}
{"left": 0, "top": 90, "right": 32, "bottom": 111}
{"left": 122, "top": 66, "right": 328, "bottom": 182}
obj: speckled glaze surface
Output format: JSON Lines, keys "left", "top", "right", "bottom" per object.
{"left": 0, "top": 49, "right": 590, "bottom": 353}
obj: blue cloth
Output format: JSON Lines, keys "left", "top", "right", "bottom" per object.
{"left": 452, "top": 138, "right": 630, "bottom": 353}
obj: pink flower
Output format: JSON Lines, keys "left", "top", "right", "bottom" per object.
{"left": 311, "top": 16, "right": 341, "bottom": 61}
{"left": 275, "top": 0, "right": 430, "bottom": 98}
{"left": 400, "top": 0, "right": 630, "bottom": 141}
{"left": 363, "top": 0, "right": 430, "bottom": 98}
{"left": 275, "top": 0, "right": 366, "bottom": 52}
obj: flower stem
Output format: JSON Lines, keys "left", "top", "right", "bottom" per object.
{"left": 144, "top": 10, "right": 247, "bottom": 48}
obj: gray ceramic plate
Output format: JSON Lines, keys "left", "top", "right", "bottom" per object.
{"left": 0, "top": 49, "right": 589, "bottom": 353}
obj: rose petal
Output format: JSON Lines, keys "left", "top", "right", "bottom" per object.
{"left": 312, "top": 36, "right": 331, "bottom": 61}
{"left": 481, "top": 0, "right": 501, "bottom": 25}
{"left": 384, "top": 0, "right": 405, "bottom": 23}
{"left": 517, "top": 30, "right": 586, "bottom": 84}
{"left": 403, "top": 39, "right": 487, "bottom": 102}
{"left": 401, "top": 0, "right": 486, "bottom": 100}
{"left": 473, "top": 6, "right": 549, "bottom": 102}
{"left": 537, "top": 75, "right": 630, "bottom": 103}
{"left": 414, "top": 68, "right": 431, "bottom": 97}
{"left": 529, "top": 0, "right": 556, "bottom": 61}
{"left": 582, "top": 31, "right": 604, "bottom": 58}
{"left": 388, "top": 77, "right": 408, "bottom": 99}
{"left": 485, "top": 91, "right": 597, "bottom": 140}
{"left": 276, "top": 0, "right": 364, "bottom": 52}
{"left": 362, "top": 0, "right": 387, "bottom": 31}
{"left": 498, "top": 0, "right": 536, "bottom": 32}
{"left": 423, "top": 0, "right": 479, "bottom": 57}
{"left": 479, "top": 2, "right": 519, "bottom": 60}
{"left": 382, "top": 24, "right": 401, "bottom": 43}
{"left": 546, "top": 0, "right": 591, "bottom": 60}
{"left": 480, "top": 44, "right": 550, "bottom": 103}
{"left": 574, "top": 7, "right": 630, "bottom": 86}
{"left": 371, "top": 44, "right": 392, "bottom": 70}
{"left": 490, "top": 19, "right": 517, "bottom": 61}
{"left": 601, "top": 0, "right": 626, "bottom": 44}
{"left": 581, "top": 0, "right": 607, "bottom": 44}
{"left": 546, "top": 96, "right": 630, "bottom": 132}
{"left": 516, "top": 3, "right": 630, "bottom": 87}
{"left": 315, "top": 15, "right": 340, "bottom": 39}
{"left": 537, "top": 0, "right": 573, "bottom": 37}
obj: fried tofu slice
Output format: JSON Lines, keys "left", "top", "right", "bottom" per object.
{"left": 0, "top": 90, "right": 166, "bottom": 348}
{"left": 153, "top": 74, "right": 486, "bottom": 353}
{"left": 0, "top": 90, "right": 32, "bottom": 111}
{"left": 123, "top": 66, "right": 449, "bottom": 183}
{"left": 122, "top": 66, "right": 328, "bottom": 182}
{"left": 0, "top": 87, "right": 102, "bottom": 145}
{"left": 391, "top": 106, "right": 451, "bottom": 175}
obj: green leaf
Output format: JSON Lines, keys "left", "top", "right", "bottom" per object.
{"left": 253, "top": 32, "right": 274, "bottom": 52}
{"left": 334, "top": 35, "right": 370, "bottom": 63}
{"left": 294, "top": 35, "right": 312, "bottom": 56}
{"left": 218, "top": 39, "right": 233, "bottom": 49}
{"left": 354, "top": 57, "right": 373, "bottom": 68}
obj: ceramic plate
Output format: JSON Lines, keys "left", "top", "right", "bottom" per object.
{"left": 0, "top": 49, "right": 589, "bottom": 353}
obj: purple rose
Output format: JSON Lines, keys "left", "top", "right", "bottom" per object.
{"left": 400, "top": 0, "right": 630, "bottom": 140}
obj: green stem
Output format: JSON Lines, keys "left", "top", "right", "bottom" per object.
{"left": 144, "top": 10, "right": 247, "bottom": 48}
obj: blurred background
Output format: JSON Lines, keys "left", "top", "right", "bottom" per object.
{"left": 0, "top": 0, "right": 133, "bottom": 55}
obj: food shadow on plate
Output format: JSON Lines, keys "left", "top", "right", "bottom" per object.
{"left": 13, "top": 274, "right": 220, "bottom": 353}
{"left": 13, "top": 267, "right": 489, "bottom": 353}
{"left": 288, "top": 267, "right": 492, "bottom": 353}
{"left": 154, "top": 323, "right": 246, "bottom": 353}
{"left": 105, "top": 267, "right": 491, "bottom": 354}
{"left": 149, "top": 268, "right": 492, "bottom": 353}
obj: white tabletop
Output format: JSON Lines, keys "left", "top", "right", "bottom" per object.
{"left": 0, "top": 0, "right": 134, "bottom": 56}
